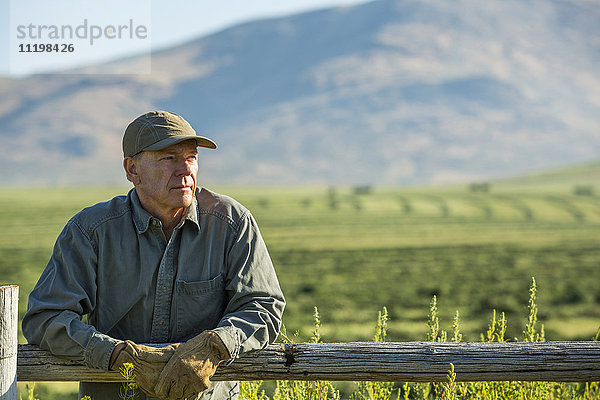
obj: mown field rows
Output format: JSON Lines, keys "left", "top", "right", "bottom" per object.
{"left": 2, "top": 181, "right": 599, "bottom": 400}
{"left": 1, "top": 183, "right": 598, "bottom": 345}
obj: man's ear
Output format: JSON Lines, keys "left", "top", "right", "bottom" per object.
{"left": 123, "top": 157, "right": 141, "bottom": 184}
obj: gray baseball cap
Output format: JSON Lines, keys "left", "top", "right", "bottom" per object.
{"left": 123, "top": 110, "right": 217, "bottom": 157}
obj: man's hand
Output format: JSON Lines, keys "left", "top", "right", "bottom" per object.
{"left": 154, "top": 331, "right": 231, "bottom": 400}
{"left": 110, "top": 341, "right": 180, "bottom": 398}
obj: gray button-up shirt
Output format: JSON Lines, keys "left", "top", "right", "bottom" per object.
{"left": 22, "top": 187, "right": 285, "bottom": 400}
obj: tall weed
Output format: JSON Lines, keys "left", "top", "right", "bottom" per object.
{"left": 240, "top": 279, "right": 600, "bottom": 400}
{"left": 272, "top": 307, "right": 341, "bottom": 400}
{"left": 350, "top": 307, "right": 397, "bottom": 400}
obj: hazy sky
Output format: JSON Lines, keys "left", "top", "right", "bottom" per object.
{"left": 1, "top": 0, "right": 369, "bottom": 76}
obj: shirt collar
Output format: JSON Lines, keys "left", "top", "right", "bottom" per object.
{"left": 185, "top": 193, "right": 200, "bottom": 231}
{"left": 129, "top": 188, "right": 200, "bottom": 234}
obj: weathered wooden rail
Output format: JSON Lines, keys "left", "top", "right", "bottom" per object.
{"left": 3, "top": 285, "right": 600, "bottom": 400}
{"left": 16, "top": 341, "right": 600, "bottom": 383}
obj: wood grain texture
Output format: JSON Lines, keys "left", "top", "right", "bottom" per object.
{"left": 1, "top": 286, "right": 19, "bottom": 400}
{"left": 17, "top": 341, "right": 600, "bottom": 383}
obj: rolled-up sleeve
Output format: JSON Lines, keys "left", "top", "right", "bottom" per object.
{"left": 212, "top": 211, "right": 285, "bottom": 360}
{"left": 22, "top": 218, "right": 120, "bottom": 370}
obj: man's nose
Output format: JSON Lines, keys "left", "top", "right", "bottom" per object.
{"left": 175, "top": 159, "right": 194, "bottom": 175}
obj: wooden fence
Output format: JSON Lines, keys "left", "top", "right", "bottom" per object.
{"left": 3, "top": 285, "right": 600, "bottom": 400}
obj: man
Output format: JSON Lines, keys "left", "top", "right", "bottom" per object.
{"left": 22, "top": 111, "right": 286, "bottom": 400}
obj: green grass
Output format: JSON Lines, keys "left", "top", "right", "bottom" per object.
{"left": 240, "top": 281, "right": 600, "bottom": 400}
{"left": 2, "top": 180, "right": 600, "bottom": 343}
{"left": 226, "top": 184, "right": 600, "bottom": 342}
{"left": 3, "top": 168, "right": 600, "bottom": 399}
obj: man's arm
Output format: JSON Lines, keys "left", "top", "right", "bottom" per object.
{"left": 154, "top": 210, "right": 285, "bottom": 400}
{"left": 22, "top": 218, "right": 121, "bottom": 370}
{"left": 211, "top": 210, "right": 286, "bottom": 360}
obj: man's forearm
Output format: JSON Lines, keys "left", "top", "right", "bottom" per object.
{"left": 23, "top": 308, "right": 122, "bottom": 369}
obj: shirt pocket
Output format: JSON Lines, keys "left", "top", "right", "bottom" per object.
{"left": 175, "top": 274, "right": 227, "bottom": 340}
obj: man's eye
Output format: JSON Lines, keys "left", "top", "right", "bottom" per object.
{"left": 161, "top": 156, "right": 174, "bottom": 161}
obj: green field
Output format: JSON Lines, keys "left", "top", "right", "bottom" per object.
{"left": 226, "top": 183, "right": 600, "bottom": 342}
{"left": 2, "top": 165, "right": 599, "bottom": 346}
{"left": 2, "top": 164, "right": 600, "bottom": 399}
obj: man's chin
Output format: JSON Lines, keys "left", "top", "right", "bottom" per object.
{"left": 173, "top": 192, "right": 195, "bottom": 208}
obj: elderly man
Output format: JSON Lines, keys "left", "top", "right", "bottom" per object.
{"left": 22, "top": 111, "right": 285, "bottom": 400}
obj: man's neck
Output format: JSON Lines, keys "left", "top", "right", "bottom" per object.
{"left": 159, "top": 207, "right": 187, "bottom": 240}
{"left": 136, "top": 196, "right": 188, "bottom": 240}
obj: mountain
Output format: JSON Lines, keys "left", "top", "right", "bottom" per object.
{"left": 1, "top": 0, "right": 599, "bottom": 185}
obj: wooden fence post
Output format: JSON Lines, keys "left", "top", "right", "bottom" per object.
{"left": 1, "top": 285, "right": 19, "bottom": 400}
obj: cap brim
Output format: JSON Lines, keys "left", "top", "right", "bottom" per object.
{"left": 143, "top": 135, "right": 217, "bottom": 152}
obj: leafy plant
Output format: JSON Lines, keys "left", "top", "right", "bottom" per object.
{"left": 240, "top": 381, "right": 269, "bottom": 400}
{"left": 350, "top": 307, "right": 396, "bottom": 400}
{"left": 241, "top": 279, "right": 600, "bottom": 400}
{"left": 272, "top": 307, "right": 341, "bottom": 400}
{"left": 119, "top": 362, "right": 137, "bottom": 400}
{"left": 20, "top": 383, "right": 39, "bottom": 400}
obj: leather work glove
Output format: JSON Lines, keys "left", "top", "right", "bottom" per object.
{"left": 154, "top": 330, "right": 231, "bottom": 400}
{"left": 110, "top": 340, "right": 180, "bottom": 398}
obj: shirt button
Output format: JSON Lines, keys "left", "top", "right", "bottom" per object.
{"left": 158, "top": 320, "right": 164, "bottom": 325}
{"left": 162, "top": 287, "right": 167, "bottom": 293}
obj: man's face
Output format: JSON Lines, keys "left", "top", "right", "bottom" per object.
{"left": 129, "top": 140, "right": 199, "bottom": 215}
